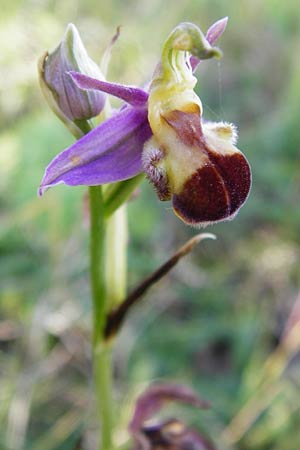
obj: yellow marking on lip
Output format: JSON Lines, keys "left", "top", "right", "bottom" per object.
{"left": 179, "top": 102, "right": 200, "bottom": 114}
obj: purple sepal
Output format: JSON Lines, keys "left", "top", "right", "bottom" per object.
{"left": 39, "top": 106, "right": 151, "bottom": 195}
{"left": 206, "top": 16, "right": 228, "bottom": 45}
{"left": 69, "top": 72, "right": 149, "bottom": 106}
{"left": 190, "top": 17, "right": 228, "bottom": 71}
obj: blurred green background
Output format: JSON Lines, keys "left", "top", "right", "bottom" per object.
{"left": 1, "top": 0, "right": 300, "bottom": 449}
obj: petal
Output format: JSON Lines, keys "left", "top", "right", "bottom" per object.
{"left": 129, "top": 383, "right": 210, "bottom": 434}
{"left": 190, "top": 17, "right": 228, "bottom": 71}
{"left": 39, "top": 106, "right": 151, "bottom": 195}
{"left": 69, "top": 72, "right": 149, "bottom": 106}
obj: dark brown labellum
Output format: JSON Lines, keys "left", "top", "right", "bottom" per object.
{"left": 163, "top": 110, "right": 251, "bottom": 226}
{"left": 173, "top": 152, "right": 251, "bottom": 225}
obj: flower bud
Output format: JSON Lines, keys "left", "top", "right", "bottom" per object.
{"left": 38, "top": 24, "right": 105, "bottom": 135}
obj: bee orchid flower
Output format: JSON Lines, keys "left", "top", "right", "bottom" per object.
{"left": 39, "top": 18, "right": 251, "bottom": 226}
{"left": 128, "top": 383, "right": 216, "bottom": 450}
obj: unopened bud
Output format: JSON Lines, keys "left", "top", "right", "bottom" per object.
{"left": 38, "top": 24, "right": 105, "bottom": 136}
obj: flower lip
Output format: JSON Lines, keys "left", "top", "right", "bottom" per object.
{"left": 156, "top": 110, "right": 252, "bottom": 226}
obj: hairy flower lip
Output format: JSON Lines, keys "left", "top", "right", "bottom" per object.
{"left": 172, "top": 157, "right": 251, "bottom": 227}
{"left": 148, "top": 109, "right": 252, "bottom": 226}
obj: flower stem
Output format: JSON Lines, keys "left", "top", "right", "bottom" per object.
{"left": 105, "top": 204, "right": 128, "bottom": 309}
{"left": 89, "top": 185, "right": 106, "bottom": 342}
{"left": 89, "top": 185, "right": 114, "bottom": 450}
{"left": 103, "top": 175, "right": 144, "bottom": 218}
{"left": 93, "top": 344, "right": 114, "bottom": 450}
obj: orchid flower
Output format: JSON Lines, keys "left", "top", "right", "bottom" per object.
{"left": 39, "top": 18, "right": 251, "bottom": 226}
{"left": 128, "top": 383, "right": 216, "bottom": 450}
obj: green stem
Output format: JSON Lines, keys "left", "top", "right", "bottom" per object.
{"left": 93, "top": 344, "right": 114, "bottom": 450}
{"left": 103, "top": 174, "right": 144, "bottom": 218}
{"left": 89, "top": 185, "right": 114, "bottom": 450}
{"left": 74, "top": 118, "right": 93, "bottom": 136}
{"left": 89, "top": 185, "right": 106, "bottom": 342}
{"left": 105, "top": 204, "right": 128, "bottom": 308}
